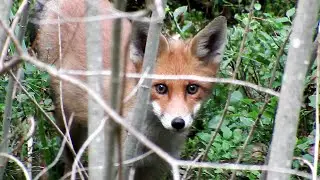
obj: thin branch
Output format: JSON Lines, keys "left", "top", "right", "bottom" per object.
{"left": 34, "top": 115, "right": 75, "bottom": 180}
{"left": 313, "top": 30, "right": 320, "bottom": 180}
{"left": 0, "top": 0, "right": 12, "bottom": 66}
{"left": 0, "top": 1, "right": 29, "bottom": 178}
{"left": 71, "top": 117, "right": 107, "bottom": 180}
{"left": 9, "top": 69, "right": 87, "bottom": 174}
{"left": 230, "top": 30, "right": 291, "bottom": 180}
{"left": 123, "top": 67, "right": 150, "bottom": 103}
{"left": 31, "top": 0, "right": 153, "bottom": 25}
{"left": 293, "top": 157, "right": 314, "bottom": 175}
{"left": 182, "top": 152, "right": 203, "bottom": 180}
{"left": 107, "top": 0, "right": 127, "bottom": 179}
{"left": 58, "top": 70, "right": 280, "bottom": 97}
{"left": 25, "top": 116, "right": 35, "bottom": 141}
{"left": 0, "top": 153, "right": 30, "bottom": 180}
{"left": 30, "top": 8, "right": 154, "bottom": 25}
{"left": 9, "top": 70, "right": 64, "bottom": 138}
{"left": 0, "top": 18, "right": 24, "bottom": 55}
{"left": 197, "top": 0, "right": 256, "bottom": 179}
{"left": 0, "top": 55, "right": 21, "bottom": 74}
{"left": 175, "top": 160, "right": 314, "bottom": 179}
{"left": 55, "top": 1, "right": 88, "bottom": 178}
{"left": 124, "top": 0, "right": 166, "bottom": 178}
{"left": 0, "top": 0, "right": 28, "bottom": 64}
{"left": 114, "top": 150, "right": 154, "bottom": 167}
{"left": 34, "top": 133, "right": 67, "bottom": 180}
{"left": 172, "top": 165, "right": 180, "bottom": 180}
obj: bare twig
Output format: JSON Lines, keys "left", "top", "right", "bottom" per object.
{"left": 9, "top": 70, "right": 64, "bottom": 137}
{"left": 0, "top": 0, "right": 12, "bottom": 69}
{"left": 197, "top": 0, "right": 256, "bottom": 179}
{"left": 181, "top": 152, "right": 203, "bottom": 180}
{"left": 9, "top": 69, "right": 87, "bottom": 175}
{"left": 29, "top": 7, "right": 157, "bottom": 25}
{"left": 25, "top": 117, "right": 35, "bottom": 141}
{"left": 123, "top": 68, "right": 150, "bottom": 103}
{"left": 107, "top": 0, "right": 127, "bottom": 179}
{"left": 124, "top": 0, "right": 167, "bottom": 178}
{"left": 58, "top": 70, "right": 280, "bottom": 97}
{"left": 34, "top": 115, "right": 75, "bottom": 180}
{"left": 172, "top": 165, "right": 180, "bottom": 180}
{"left": 314, "top": 30, "right": 320, "bottom": 180}
{"left": 293, "top": 157, "right": 314, "bottom": 175}
{"left": 0, "top": 0, "right": 28, "bottom": 64}
{"left": 0, "top": 74, "right": 15, "bottom": 174}
{"left": 230, "top": 30, "right": 291, "bottom": 180}
{"left": 175, "top": 160, "right": 314, "bottom": 179}
{"left": 115, "top": 150, "right": 154, "bottom": 166}
{"left": 0, "top": 1, "right": 29, "bottom": 178}
{"left": 71, "top": 117, "right": 107, "bottom": 180}
{"left": 0, "top": 56, "right": 21, "bottom": 74}
{"left": 0, "top": 153, "right": 30, "bottom": 180}
{"left": 54, "top": 1, "right": 87, "bottom": 178}
{"left": 34, "top": 132, "right": 68, "bottom": 180}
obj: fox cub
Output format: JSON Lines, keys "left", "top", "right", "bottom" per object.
{"left": 35, "top": 0, "right": 227, "bottom": 179}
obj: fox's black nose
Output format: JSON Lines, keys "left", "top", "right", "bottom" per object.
{"left": 171, "top": 117, "right": 185, "bottom": 130}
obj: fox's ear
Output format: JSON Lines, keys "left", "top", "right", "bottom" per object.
{"left": 130, "top": 21, "right": 169, "bottom": 66}
{"left": 190, "top": 16, "right": 227, "bottom": 64}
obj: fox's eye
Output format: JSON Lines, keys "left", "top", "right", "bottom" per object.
{"left": 155, "top": 84, "right": 168, "bottom": 94}
{"left": 186, "top": 84, "right": 199, "bottom": 95}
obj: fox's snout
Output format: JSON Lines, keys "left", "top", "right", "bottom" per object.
{"left": 171, "top": 117, "right": 185, "bottom": 130}
{"left": 152, "top": 101, "right": 201, "bottom": 131}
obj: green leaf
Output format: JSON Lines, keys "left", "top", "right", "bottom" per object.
{"left": 181, "top": 21, "right": 193, "bottom": 33}
{"left": 241, "top": 98, "right": 254, "bottom": 104}
{"left": 302, "top": 154, "right": 313, "bottom": 162}
{"left": 221, "top": 141, "right": 230, "bottom": 150}
{"left": 254, "top": 3, "right": 261, "bottom": 11}
{"left": 213, "top": 142, "right": 222, "bottom": 149}
{"left": 230, "top": 91, "right": 243, "bottom": 104}
{"left": 233, "top": 129, "right": 243, "bottom": 143}
{"left": 286, "top": 8, "right": 295, "bottom": 18}
{"left": 242, "top": 17, "right": 249, "bottom": 26}
{"left": 25, "top": 63, "right": 37, "bottom": 74}
{"left": 16, "top": 94, "right": 28, "bottom": 103}
{"left": 296, "top": 140, "right": 309, "bottom": 151}
{"left": 221, "top": 126, "right": 232, "bottom": 139}
{"left": 309, "top": 95, "right": 316, "bottom": 108}
{"left": 44, "top": 98, "right": 52, "bottom": 106}
{"left": 208, "top": 115, "right": 220, "bottom": 129}
{"left": 208, "top": 115, "right": 228, "bottom": 129}
{"left": 240, "top": 117, "right": 254, "bottom": 127}
{"left": 276, "top": 17, "right": 290, "bottom": 23}
{"left": 197, "top": 132, "right": 211, "bottom": 143}
{"left": 173, "top": 6, "right": 187, "bottom": 22}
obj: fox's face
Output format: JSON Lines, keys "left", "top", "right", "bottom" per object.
{"left": 130, "top": 16, "right": 227, "bottom": 131}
